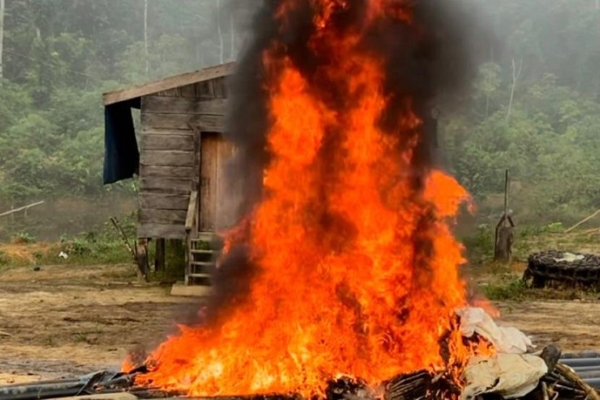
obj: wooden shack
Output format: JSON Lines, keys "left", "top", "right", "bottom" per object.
{"left": 102, "top": 62, "right": 237, "bottom": 287}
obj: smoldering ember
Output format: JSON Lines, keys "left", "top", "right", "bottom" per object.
{"left": 1, "top": 1, "right": 600, "bottom": 400}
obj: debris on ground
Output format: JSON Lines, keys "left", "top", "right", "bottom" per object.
{"left": 1, "top": 308, "right": 598, "bottom": 400}
{"left": 524, "top": 250, "right": 600, "bottom": 289}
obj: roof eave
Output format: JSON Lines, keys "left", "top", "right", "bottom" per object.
{"left": 102, "top": 62, "right": 236, "bottom": 106}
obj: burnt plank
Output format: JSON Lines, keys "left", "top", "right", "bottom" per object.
{"left": 140, "top": 177, "right": 191, "bottom": 192}
{"left": 139, "top": 209, "right": 187, "bottom": 225}
{"left": 142, "top": 97, "right": 227, "bottom": 115}
{"left": 142, "top": 112, "right": 225, "bottom": 132}
{"left": 139, "top": 132, "right": 193, "bottom": 151}
{"left": 140, "top": 165, "right": 194, "bottom": 179}
{"left": 139, "top": 193, "right": 190, "bottom": 210}
{"left": 138, "top": 223, "right": 186, "bottom": 239}
{"left": 140, "top": 150, "right": 194, "bottom": 167}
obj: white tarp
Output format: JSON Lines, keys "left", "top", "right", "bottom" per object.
{"left": 553, "top": 252, "right": 584, "bottom": 262}
{"left": 461, "top": 354, "right": 548, "bottom": 400}
{"left": 455, "top": 307, "right": 534, "bottom": 354}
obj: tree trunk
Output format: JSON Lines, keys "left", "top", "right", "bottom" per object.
{"left": 230, "top": 8, "right": 236, "bottom": 61}
{"left": 494, "top": 226, "right": 514, "bottom": 263}
{"left": 506, "top": 58, "right": 522, "bottom": 123}
{"left": 144, "top": 0, "right": 149, "bottom": 77}
{"left": 0, "top": 0, "right": 5, "bottom": 80}
{"left": 217, "top": 0, "right": 224, "bottom": 64}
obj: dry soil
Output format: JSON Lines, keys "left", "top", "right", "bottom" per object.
{"left": 0, "top": 263, "right": 598, "bottom": 385}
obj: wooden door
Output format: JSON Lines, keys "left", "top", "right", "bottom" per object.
{"left": 199, "top": 132, "right": 237, "bottom": 233}
{"left": 215, "top": 138, "right": 237, "bottom": 231}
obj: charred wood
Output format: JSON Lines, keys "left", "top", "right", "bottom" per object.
{"left": 2, "top": 355, "right": 600, "bottom": 400}
{"left": 325, "top": 377, "right": 374, "bottom": 400}
{"left": 383, "top": 370, "right": 460, "bottom": 400}
{"left": 540, "top": 344, "right": 562, "bottom": 372}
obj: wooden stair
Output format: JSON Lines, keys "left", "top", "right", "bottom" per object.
{"left": 186, "top": 233, "right": 219, "bottom": 286}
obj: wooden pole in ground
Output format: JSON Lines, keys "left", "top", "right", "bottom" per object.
{"left": 494, "top": 170, "right": 514, "bottom": 263}
{"left": 503, "top": 169, "right": 509, "bottom": 218}
{"left": 137, "top": 238, "right": 149, "bottom": 280}
{"left": 154, "top": 238, "right": 165, "bottom": 272}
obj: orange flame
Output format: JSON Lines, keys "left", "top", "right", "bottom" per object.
{"left": 121, "top": 355, "right": 136, "bottom": 374}
{"left": 135, "top": 1, "right": 482, "bottom": 397}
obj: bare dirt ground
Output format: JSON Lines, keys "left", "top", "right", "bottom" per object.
{"left": 0, "top": 263, "right": 599, "bottom": 385}
{"left": 471, "top": 261, "right": 600, "bottom": 354}
{"left": 0, "top": 264, "right": 195, "bottom": 385}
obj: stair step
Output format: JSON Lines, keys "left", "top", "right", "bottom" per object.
{"left": 191, "top": 249, "right": 215, "bottom": 254}
{"left": 190, "top": 261, "right": 215, "bottom": 266}
{"left": 191, "top": 232, "right": 216, "bottom": 241}
{"left": 187, "top": 273, "right": 212, "bottom": 278}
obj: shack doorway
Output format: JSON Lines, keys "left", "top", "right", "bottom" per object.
{"left": 199, "top": 132, "right": 237, "bottom": 235}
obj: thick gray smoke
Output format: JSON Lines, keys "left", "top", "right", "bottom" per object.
{"left": 207, "top": 0, "right": 492, "bottom": 323}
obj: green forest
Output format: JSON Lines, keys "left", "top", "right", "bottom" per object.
{"left": 0, "top": 0, "right": 599, "bottom": 240}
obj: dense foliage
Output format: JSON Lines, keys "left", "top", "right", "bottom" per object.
{"left": 0, "top": 0, "right": 237, "bottom": 206}
{"left": 0, "top": 0, "right": 599, "bottom": 229}
{"left": 444, "top": 0, "right": 600, "bottom": 225}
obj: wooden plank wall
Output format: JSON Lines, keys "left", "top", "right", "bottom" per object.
{"left": 137, "top": 77, "right": 228, "bottom": 239}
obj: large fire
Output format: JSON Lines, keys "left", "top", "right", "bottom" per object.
{"left": 134, "top": 0, "right": 484, "bottom": 397}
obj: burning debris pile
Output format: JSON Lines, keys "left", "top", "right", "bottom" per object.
{"left": 2, "top": 311, "right": 600, "bottom": 400}
{"left": 96, "top": 0, "right": 594, "bottom": 399}
{"left": 3, "top": 1, "right": 594, "bottom": 400}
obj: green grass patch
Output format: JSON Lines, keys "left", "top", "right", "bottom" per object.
{"left": 0, "top": 213, "right": 137, "bottom": 268}
{"left": 461, "top": 220, "right": 600, "bottom": 269}
{"left": 54, "top": 238, "right": 132, "bottom": 265}
{"left": 482, "top": 278, "right": 528, "bottom": 301}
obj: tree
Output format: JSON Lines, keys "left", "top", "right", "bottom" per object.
{"left": 0, "top": 0, "right": 5, "bottom": 80}
{"left": 144, "top": 0, "right": 149, "bottom": 76}
{"left": 0, "top": 0, "right": 599, "bottom": 229}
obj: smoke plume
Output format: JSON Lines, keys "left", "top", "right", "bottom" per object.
{"left": 212, "top": 0, "right": 490, "bottom": 319}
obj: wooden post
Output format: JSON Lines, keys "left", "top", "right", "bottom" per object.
{"left": 185, "top": 233, "right": 191, "bottom": 286}
{"left": 494, "top": 169, "right": 515, "bottom": 263}
{"left": 184, "top": 125, "right": 203, "bottom": 286}
{"left": 154, "top": 238, "right": 166, "bottom": 273}
{"left": 188, "top": 123, "right": 202, "bottom": 233}
{"left": 193, "top": 128, "right": 202, "bottom": 231}
{"left": 503, "top": 169, "right": 509, "bottom": 217}
{"left": 168, "top": 238, "right": 186, "bottom": 281}
{"left": 137, "top": 238, "right": 149, "bottom": 280}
